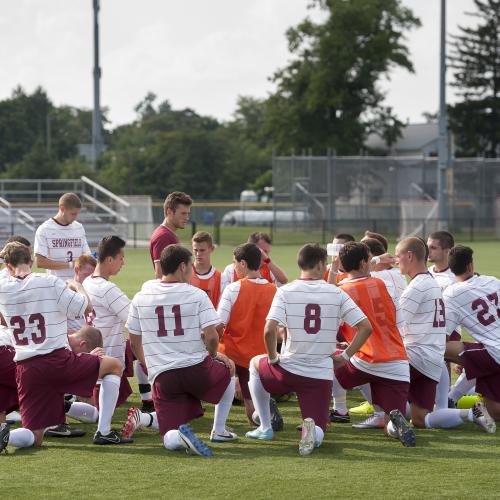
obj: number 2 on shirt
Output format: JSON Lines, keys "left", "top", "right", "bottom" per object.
{"left": 155, "top": 305, "right": 185, "bottom": 337}
{"left": 472, "top": 292, "right": 500, "bottom": 326}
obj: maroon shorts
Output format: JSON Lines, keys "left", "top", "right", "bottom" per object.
{"left": 408, "top": 365, "right": 438, "bottom": 412}
{"left": 459, "top": 342, "right": 500, "bottom": 403}
{"left": 335, "top": 362, "right": 409, "bottom": 415}
{"left": 16, "top": 348, "right": 100, "bottom": 431}
{"left": 259, "top": 358, "right": 332, "bottom": 431}
{"left": 124, "top": 338, "right": 135, "bottom": 377}
{"left": 0, "top": 346, "right": 18, "bottom": 414}
{"left": 153, "top": 356, "right": 231, "bottom": 434}
{"left": 235, "top": 364, "right": 251, "bottom": 400}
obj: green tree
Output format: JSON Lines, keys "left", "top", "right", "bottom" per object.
{"left": 448, "top": 0, "right": 500, "bottom": 157}
{"left": 265, "top": 0, "right": 420, "bottom": 154}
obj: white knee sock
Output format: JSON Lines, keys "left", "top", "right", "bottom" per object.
{"left": 9, "top": 428, "right": 35, "bottom": 448}
{"left": 424, "top": 409, "right": 466, "bottom": 429}
{"left": 140, "top": 411, "right": 158, "bottom": 430}
{"left": 248, "top": 361, "right": 271, "bottom": 431}
{"left": 332, "top": 374, "right": 347, "bottom": 413}
{"left": 358, "top": 384, "right": 372, "bottom": 403}
{"left": 314, "top": 425, "right": 324, "bottom": 448}
{"left": 97, "top": 373, "right": 120, "bottom": 434}
{"left": 213, "top": 377, "right": 236, "bottom": 434}
{"left": 435, "top": 363, "right": 450, "bottom": 410}
{"left": 134, "top": 361, "right": 152, "bottom": 400}
{"left": 449, "top": 372, "right": 476, "bottom": 403}
{"left": 163, "top": 429, "right": 183, "bottom": 450}
{"left": 66, "top": 402, "right": 98, "bottom": 423}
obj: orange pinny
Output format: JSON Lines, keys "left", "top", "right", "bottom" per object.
{"left": 189, "top": 268, "right": 222, "bottom": 307}
{"left": 323, "top": 267, "right": 348, "bottom": 283}
{"left": 233, "top": 263, "right": 273, "bottom": 283}
{"left": 340, "top": 276, "right": 407, "bottom": 364}
{"left": 220, "top": 278, "right": 277, "bottom": 368}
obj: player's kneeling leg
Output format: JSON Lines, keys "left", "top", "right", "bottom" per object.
{"left": 211, "top": 376, "right": 238, "bottom": 442}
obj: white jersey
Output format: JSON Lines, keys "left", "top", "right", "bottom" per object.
{"left": 222, "top": 263, "right": 282, "bottom": 287}
{"left": 371, "top": 268, "right": 407, "bottom": 300}
{"left": 0, "top": 267, "right": 9, "bottom": 281}
{"left": 83, "top": 275, "right": 130, "bottom": 363}
{"left": 429, "top": 265, "right": 456, "bottom": 291}
{"left": 0, "top": 273, "right": 87, "bottom": 361}
{"left": 0, "top": 324, "right": 12, "bottom": 347}
{"left": 443, "top": 274, "right": 500, "bottom": 363}
{"left": 126, "top": 281, "right": 219, "bottom": 383}
{"left": 34, "top": 218, "right": 90, "bottom": 280}
{"left": 399, "top": 272, "right": 446, "bottom": 381}
{"left": 266, "top": 279, "right": 367, "bottom": 380}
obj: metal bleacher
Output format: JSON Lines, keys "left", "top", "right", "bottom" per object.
{"left": 0, "top": 177, "right": 130, "bottom": 247}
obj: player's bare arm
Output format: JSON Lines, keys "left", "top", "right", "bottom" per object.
{"left": 327, "top": 256, "right": 341, "bottom": 285}
{"left": 129, "top": 333, "right": 147, "bottom": 369}
{"left": 203, "top": 324, "right": 220, "bottom": 357}
{"left": 66, "top": 279, "right": 93, "bottom": 315}
{"left": 263, "top": 319, "right": 279, "bottom": 362}
{"left": 35, "top": 253, "right": 74, "bottom": 271}
{"left": 154, "top": 261, "right": 162, "bottom": 279}
{"left": 332, "top": 318, "right": 372, "bottom": 368}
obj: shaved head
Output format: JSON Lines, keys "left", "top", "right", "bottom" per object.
{"left": 397, "top": 237, "right": 426, "bottom": 262}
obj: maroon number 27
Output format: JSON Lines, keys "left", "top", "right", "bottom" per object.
{"left": 155, "top": 305, "right": 184, "bottom": 337}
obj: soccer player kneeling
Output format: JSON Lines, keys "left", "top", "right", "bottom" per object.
{"left": 246, "top": 244, "right": 371, "bottom": 456}
{"left": 0, "top": 243, "right": 131, "bottom": 452}
{"left": 126, "top": 245, "right": 237, "bottom": 457}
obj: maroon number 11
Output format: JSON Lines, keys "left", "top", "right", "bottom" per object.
{"left": 155, "top": 305, "right": 185, "bottom": 337}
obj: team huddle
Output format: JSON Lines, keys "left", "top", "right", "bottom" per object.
{"left": 1, "top": 191, "right": 499, "bottom": 457}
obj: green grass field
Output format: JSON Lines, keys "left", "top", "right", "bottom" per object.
{"left": 4, "top": 238, "right": 500, "bottom": 499}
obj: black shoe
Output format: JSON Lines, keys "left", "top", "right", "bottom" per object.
{"left": 329, "top": 409, "right": 350, "bottom": 423}
{"left": 448, "top": 398, "right": 457, "bottom": 409}
{"left": 44, "top": 423, "right": 86, "bottom": 438}
{"left": 93, "top": 429, "right": 133, "bottom": 445}
{"left": 0, "top": 423, "right": 10, "bottom": 453}
{"left": 140, "top": 400, "right": 155, "bottom": 413}
{"left": 270, "top": 398, "right": 284, "bottom": 432}
{"left": 389, "top": 409, "right": 416, "bottom": 447}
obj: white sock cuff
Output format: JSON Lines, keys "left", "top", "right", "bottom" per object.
{"left": 9, "top": 428, "right": 35, "bottom": 448}
{"left": 102, "top": 374, "right": 121, "bottom": 386}
{"left": 249, "top": 359, "right": 260, "bottom": 378}
{"left": 314, "top": 425, "right": 324, "bottom": 447}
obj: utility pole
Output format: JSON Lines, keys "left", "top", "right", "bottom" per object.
{"left": 91, "top": 0, "right": 103, "bottom": 169}
{"left": 437, "top": 0, "right": 449, "bottom": 229}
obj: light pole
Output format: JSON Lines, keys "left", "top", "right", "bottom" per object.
{"left": 437, "top": 0, "right": 449, "bottom": 229}
{"left": 91, "top": 0, "right": 103, "bottom": 169}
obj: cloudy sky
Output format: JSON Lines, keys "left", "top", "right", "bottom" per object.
{"left": 0, "top": 0, "right": 477, "bottom": 127}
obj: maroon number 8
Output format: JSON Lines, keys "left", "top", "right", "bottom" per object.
{"left": 304, "top": 303, "right": 321, "bottom": 335}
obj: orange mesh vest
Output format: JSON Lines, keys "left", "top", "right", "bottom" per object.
{"left": 190, "top": 268, "right": 222, "bottom": 307}
{"left": 233, "top": 263, "right": 272, "bottom": 283}
{"left": 323, "top": 268, "right": 348, "bottom": 282}
{"left": 220, "top": 278, "right": 277, "bottom": 368}
{"left": 340, "top": 277, "right": 407, "bottom": 363}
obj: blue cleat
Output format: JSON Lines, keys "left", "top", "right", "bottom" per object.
{"left": 245, "top": 427, "right": 274, "bottom": 441}
{"left": 178, "top": 424, "right": 213, "bottom": 457}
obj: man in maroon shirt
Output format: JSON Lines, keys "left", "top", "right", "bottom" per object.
{"left": 149, "top": 191, "right": 193, "bottom": 278}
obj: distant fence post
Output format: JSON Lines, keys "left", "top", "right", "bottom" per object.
{"left": 133, "top": 222, "right": 137, "bottom": 249}
{"left": 191, "top": 221, "right": 197, "bottom": 237}
{"left": 214, "top": 221, "right": 221, "bottom": 246}
{"left": 322, "top": 220, "right": 326, "bottom": 244}
{"left": 269, "top": 221, "right": 274, "bottom": 243}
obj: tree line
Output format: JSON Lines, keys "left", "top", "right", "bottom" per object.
{"left": 0, "top": 0, "right": 497, "bottom": 199}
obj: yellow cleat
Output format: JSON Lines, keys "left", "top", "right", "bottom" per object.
{"left": 349, "top": 401, "right": 374, "bottom": 415}
{"left": 456, "top": 395, "right": 482, "bottom": 409}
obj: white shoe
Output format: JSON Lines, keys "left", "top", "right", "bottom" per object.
{"left": 299, "top": 418, "right": 315, "bottom": 456}
{"left": 6, "top": 411, "right": 21, "bottom": 424}
{"left": 472, "top": 402, "right": 496, "bottom": 434}
{"left": 210, "top": 429, "right": 238, "bottom": 442}
{"left": 352, "top": 414, "right": 385, "bottom": 429}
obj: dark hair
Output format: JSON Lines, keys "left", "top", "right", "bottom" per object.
{"left": 334, "top": 233, "right": 355, "bottom": 243}
{"left": 0, "top": 242, "right": 32, "bottom": 267}
{"left": 339, "top": 242, "right": 370, "bottom": 272}
{"left": 6, "top": 235, "right": 31, "bottom": 247}
{"left": 160, "top": 244, "right": 192, "bottom": 275}
{"left": 362, "top": 238, "right": 385, "bottom": 257}
{"left": 297, "top": 244, "right": 327, "bottom": 270}
{"left": 97, "top": 235, "right": 126, "bottom": 263}
{"left": 398, "top": 237, "right": 427, "bottom": 262}
{"left": 363, "top": 231, "right": 388, "bottom": 251}
{"left": 449, "top": 245, "right": 473, "bottom": 275}
{"left": 59, "top": 192, "right": 82, "bottom": 209}
{"left": 428, "top": 231, "right": 455, "bottom": 250}
{"left": 234, "top": 243, "right": 262, "bottom": 271}
{"left": 164, "top": 192, "right": 192, "bottom": 215}
{"left": 248, "top": 232, "right": 272, "bottom": 245}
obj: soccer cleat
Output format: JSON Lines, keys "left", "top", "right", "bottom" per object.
{"left": 245, "top": 427, "right": 274, "bottom": 441}
{"left": 44, "top": 423, "right": 86, "bottom": 438}
{"left": 0, "top": 423, "right": 10, "bottom": 453}
{"left": 270, "top": 398, "right": 284, "bottom": 432}
{"left": 140, "top": 399, "right": 155, "bottom": 413}
{"left": 210, "top": 429, "right": 238, "bottom": 443}
{"left": 6, "top": 411, "right": 21, "bottom": 425}
{"left": 121, "top": 407, "right": 142, "bottom": 439}
{"left": 448, "top": 398, "right": 457, "bottom": 409}
{"left": 352, "top": 414, "right": 385, "bottom": 429}
{"left": 178, "top": 424, "right": 212, "bottom": 457}
{"left": 389, "top": 409, "right": 416, "bottom": 447}
{"left": 457, "top": 395, "right": 482, "bottom": 410}
{"left": 93, "top": 429, "right": 133, "bottom": 445}
{"left": 273, "top": 392, "right": 294, "bottom": 403}
{"left": 330, "top": 409, "right": 350, "bottom": 423}
{"left": 299, "top": 418, "right": 315, "bottom": 456}
{"left": 349, "top": 401, "right": 374, "bottom": 415}
{"left": 471, "top": 402, "right": 496, "bottom": 434}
